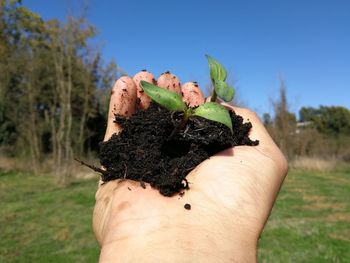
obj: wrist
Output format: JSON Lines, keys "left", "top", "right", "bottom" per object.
{"left": 98, "top": 207, "right": 258, "bottom": 263}
{"left": 100, "top": 232, "right": 257, "bottom": 263}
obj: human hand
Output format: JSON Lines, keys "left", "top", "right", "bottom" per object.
{"left": 93, "top": 71, "right": 288, "bottom": 263}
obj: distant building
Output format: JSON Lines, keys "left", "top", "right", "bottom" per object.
{"left": 296, "top": 121, "right": 312, "bottom": 134}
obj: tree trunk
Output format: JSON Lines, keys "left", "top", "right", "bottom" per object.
{"left": 26, "top": 81, "right": 41, "bottom": 173}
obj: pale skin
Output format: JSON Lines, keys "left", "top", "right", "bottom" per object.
{"left": 93, "top": 72, "right": 288, "bottom": 263}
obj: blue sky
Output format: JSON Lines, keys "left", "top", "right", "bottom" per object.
{"left": 24, "top": 0, "right": 350, "bottom": 117}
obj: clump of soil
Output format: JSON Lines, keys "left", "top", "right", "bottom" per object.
{"left": 99, "top": 103, "right": 258, "bottom": 196}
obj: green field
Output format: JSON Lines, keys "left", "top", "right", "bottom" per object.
{"left": 1, "top": 168, "right": 349, "bottom": 262}
{"left": 259, "top": 168, "right": 350, "bottom": 263}
{"left": 0, "top": 172, "right": 99, "bottom": 263}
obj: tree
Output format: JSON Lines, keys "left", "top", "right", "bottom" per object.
{"left": 269, "top": 79, "right": 296, "bottom": 159}
{"left": 43, "top": 16, "right": 100, "bottom": 183}
{"left": 316, "top": 106, "right": 349, "bottom": 136}
{"left": 298, "top": 106, "right": 350, "bottom": 159}
{"left": 0, "top": 0, "right": 47, "bottom": 171}
{"left": 299, "top": 107, "right": 319, "bottom": 122}
{"left": 0, "top": 1, "right": 118, "bottom": 180}
{"left": 262, "top": 113, "right": 271, "bottom": 126}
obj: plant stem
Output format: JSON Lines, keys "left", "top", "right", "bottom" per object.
{"left": 210, "top": 79, "right": 217, "bottom": 102}
{"left": 169, "top": 111, "right": 191, "bottom": 139}
{"left": 211, "top": 91, "right": 217, "bottom": 102}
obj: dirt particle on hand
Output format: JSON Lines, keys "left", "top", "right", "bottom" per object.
{"left": 184, "top": 203, "right": 191, "bottom": 210}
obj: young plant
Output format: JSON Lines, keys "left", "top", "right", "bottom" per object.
{"left": 139, "top": 88, "right": 232, "bottom": 133}
{"left": 206, "top": 55, "right": 235, "bottom": 102}
{"left": 140, "top": 55, "right": 235, "bottom": 133}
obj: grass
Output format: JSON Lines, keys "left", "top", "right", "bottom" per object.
{"left": 0, "top": 167, "right": 349, "bottom": 262}
{"left": 0, "top": 171, "right": 100, "bottom": 263}
{"left": 258, "top": 167, "right": 350, "bottom": 262}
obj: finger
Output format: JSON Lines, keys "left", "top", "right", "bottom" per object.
{"left": 157, "top": 71, "right": 182, "bottom": 94}
{"left": 133, "top": 70, "right": 156, "bottom": 109}
{"left": 181, "top": 81, "right": 205, "bottom": 107}
{"left": 104, "top": 76, "right": 137, "bottom": 141}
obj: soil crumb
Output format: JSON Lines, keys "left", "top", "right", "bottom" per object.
{"left": 184, "top": 203, "right": 191, "bottom": 210}
{"left": 99, "top": 103, "right": 258, "bottom": 196}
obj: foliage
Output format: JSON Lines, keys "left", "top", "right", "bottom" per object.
{"left": 206, "top": 55, "right": 235, "bottom": 102}
{"left": 300, "top": 106, "right": 350, "bottom": 136}
{"left": 139, "top": 55, "right": 235, "bottom": 132}
{"left": 140, "top": 81, "right": 186, "bottom": 111}
{"left": 299, "top": 107, "right": 320, "bottom": 122}
{"left": 0, "top": 1, "right": 116, "bottom": 178}
{"left": 262, "top": 113, "right": 272, "bottom": 126}
{"left": 140, "top": 80, "right": 233, "bottom": 132}
{"left": 193, "top": 102, "right": 232, "bottom": 131}
{"left": 206, "top": 54, "right": 227, "bottom": 81}
{"left": 265, "top": 81, "right": 350, "bottom": 161}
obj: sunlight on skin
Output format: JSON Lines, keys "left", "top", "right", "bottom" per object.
{"left": 103, "top": 76, "right": 137, "bottom": 141}
{"left": 94, "top": 72, "right": 288, "bottom": 263}
{"left": 157, "top": 71, "right": 182, "bottom": 94}
{"left": 181, "top": 82, "right": 205, "bottom": 107}
{"left": 132, "top": 71, "right": 155, "bottom": 110}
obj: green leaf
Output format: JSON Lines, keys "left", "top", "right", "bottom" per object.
{"left": 140, "top": 81, "right": 187, "bottom": 111}
{"left": 214, "top": 79, "right": 235, "bottom": 102}
{"left": 206, "top": 54, "right": 227, "bottom": 81}
{"left": 193, "top": 102, "right": 233, "bottom": 132}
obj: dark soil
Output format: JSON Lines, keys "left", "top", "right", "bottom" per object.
{"left": 99, "top": 103, "right": 258, "bottom": 196}
{"left": 184, "top": 203, "right": 191, "bottom": 210}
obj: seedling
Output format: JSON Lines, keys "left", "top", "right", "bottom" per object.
{"left": 206, "top": 55, "right": 235, "bottom": 102}
{"left": 140, "top": 55, "right": 235, "bottom": 133}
